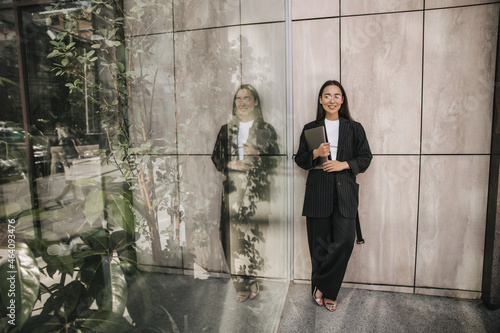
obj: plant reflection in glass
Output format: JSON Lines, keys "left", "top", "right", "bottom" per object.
{"left": 0, "top": 0, "right": 224, "bottom": 331}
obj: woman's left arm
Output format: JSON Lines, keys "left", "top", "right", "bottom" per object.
{"left": 323, "top": 122, "right": 372, "bottom": 174}
{"left": 345, "top": 122, "right": 372, "bottom": 176}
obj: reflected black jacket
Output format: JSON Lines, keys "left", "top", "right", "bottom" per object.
{"left": 211, "top": 117, "right": 280, "bottom": 208}
{"left": 295, "top": 116, "right": 372, "bottom": 219}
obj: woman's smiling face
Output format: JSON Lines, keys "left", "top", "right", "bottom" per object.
{"left": 319, "top": 84, "right": 344, "bottom": 120}
{"left": 235, "top": 89, "right": 258, "bottom": 120}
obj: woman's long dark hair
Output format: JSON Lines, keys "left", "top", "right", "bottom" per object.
{"left": 232, "top": 84, "right": 264, "bottom": 122}
{"left": 316, "top": 80, "right": 353, "bottom": 121}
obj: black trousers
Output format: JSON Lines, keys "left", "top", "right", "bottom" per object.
{"left": 306, "top": 207, "right": 356, "bottom": 301}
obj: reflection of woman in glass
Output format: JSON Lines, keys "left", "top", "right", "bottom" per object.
{"left": 211, "top": 84, "right": 279, "bottom": 302}
{"left": 50, "top": 123, "right": 70, "bottom": 175}
{"left": 295, "top": 80, "right": 372, "bottom": 311}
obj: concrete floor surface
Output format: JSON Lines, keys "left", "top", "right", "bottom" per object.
{"left": 278, "top": 283, "right": 500, "bottom": 333}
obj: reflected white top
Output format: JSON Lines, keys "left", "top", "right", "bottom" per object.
{"left": 325, "top": 118, "right": 339, "bottom": 160}
{"left": 238, "top": 120, "right": 254, "bottom": 160}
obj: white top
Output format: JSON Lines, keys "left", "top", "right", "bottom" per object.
{"left": 238, "top": 120, "right": 254, "bottom": 160}
{"left": 325, "top": 118, "right": 339, "bottom": 160}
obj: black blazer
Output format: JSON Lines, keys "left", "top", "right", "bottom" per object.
{"left": 295, "top": 117, "right": 372, "bottom": 219}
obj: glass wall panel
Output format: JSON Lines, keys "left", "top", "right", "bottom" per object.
{"left": 1, "top": 1, "right": 289, "bottom": 332}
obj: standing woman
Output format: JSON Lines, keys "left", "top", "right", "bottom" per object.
{"left": 212, "top": 84, "right": 279, "bottom": 302}
{"left": 295, "top": 80, "right": 372, "bottom": 311}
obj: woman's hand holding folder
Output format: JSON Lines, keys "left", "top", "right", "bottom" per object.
{"left": 313, "top": 142, "right": 331, "bottom": 160}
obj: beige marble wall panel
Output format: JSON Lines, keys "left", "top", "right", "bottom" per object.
{"left": 342, "top": 0, "right": 423, "bottom": 16}
{"left": 345, "top": 156, "right": 420, "bottom": 286}
{"left": 293, "top": 166, "right": 311, "bottom": 280}
{"left": 241, "top": 23, "right": 287, "bottom": 151}
{"left": 173, "top": 0, "right": 239, "bottom": 31}
{"left": 422, "top": 5, "right": 498, "bottom": 154}
{"left": 124, "top": 0, "right": 173, "bottom": 35}
{"left": 426, "top": 0, "right": 497, "bottom": 9}
{"left": 292, "top": 19, "right": 340, "bottom": 152}
{"left": 241, "top": 0, "right": 284, "bottom": 24}
{"left": 341, "top": 12, "right": 423, "bottom": 155}
{"left": 175, "top": 27, "right": 241, "bottom": 155}
{"left": 128, "top": 34, "right": 176, "bottom": 152}
{"left": 291, "top": 0, "right": 339, "bottom": 20}
{"left": 416, "top": 155, "right": 489, "bottom": 291}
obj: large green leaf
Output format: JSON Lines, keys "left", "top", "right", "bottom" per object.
{"left": 78, "top": 256, "right": 104, "bottom": 296}
{"left": 0, "top": 242, "right": 40, "bottom": 329}
{"left": 98, "top": 257, "right": 127, "bottom": 315}
{"left": 117, "top": 249, "right": 137, "bottom": 266}
{"left": 80, "top": 228, "right": 110, "bottom": 251}
{"left": 84, "top": 189, "right": 105, "bottom": 223}
{"left": 73, "top": 178, "right": 100, "bottom": 187}
{"left": 110, "top": 230, "right": 135, "bottom": 252}
{"left": 121, "top": 262, "right": 153, "bottom": 327}
{"left": 40, "top": 280, "right": 89, "bottom": 320}
{"left": 41, "top": 252, "right": 74, "bottom": 277}
{"left": 101, "top": 176, "right": 117, "bottom": 186}
{"left": 106, "top": 194, "right": 135, "bottom": 236}
{"left": 78, "top": 254, "right": 128, "bottom": 316}
{"left": 18, "top": 315, "right": 62, "bottom": 333}
{"left": 72, "top": 249, "right": 107, "bottom": 268}
{"left": 76, "top": 310, "right": 134, "bottom": 332}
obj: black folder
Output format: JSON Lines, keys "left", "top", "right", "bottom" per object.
{"left": 304, "top": 126, "right": 327, "bottom": 170}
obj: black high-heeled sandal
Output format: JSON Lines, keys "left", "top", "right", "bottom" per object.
{"left": 312, "top": 287, "right": 323, "bottom": 306}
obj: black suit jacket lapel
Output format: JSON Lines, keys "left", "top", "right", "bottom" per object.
{"left": 337, "top": 117, "right": 349, "bottom": 161}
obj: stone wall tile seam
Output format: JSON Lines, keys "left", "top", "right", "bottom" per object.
{"left": 425, "top": 2, "right": 500, "bottom": 11}
{"left": 172, "top": 20, "right": 286, "bottom": 34}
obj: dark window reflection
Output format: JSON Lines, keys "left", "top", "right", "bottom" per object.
{"left": 0, "top": 9, "right": 25, "bottom": 184}
{"left": 21, "top": 5, "right": 100, "bottom": 180}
